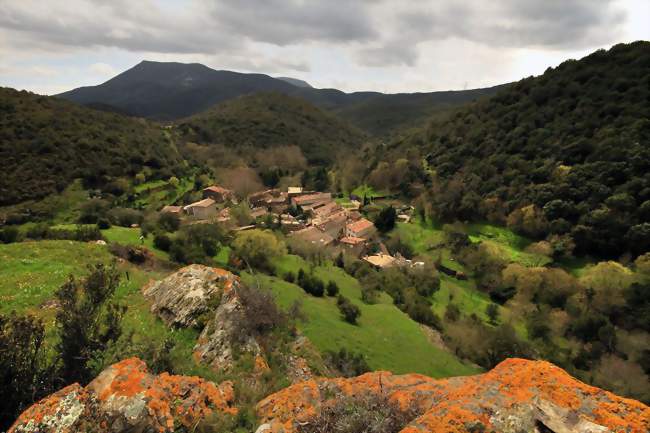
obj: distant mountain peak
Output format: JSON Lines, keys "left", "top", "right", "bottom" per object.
{"left": 276, "top": 77, "right": 313, "bottom": 88}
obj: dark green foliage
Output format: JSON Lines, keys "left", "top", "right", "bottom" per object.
{"left": 623, "top": 282, "right": 650, "bottom": 332}
{"left": 169, "top": 224, "right": 226, "bottom": 265}
{"left": 486, "top": 304, "right": 499, "bottom": 325}
{"left": 55, "top": 262, "right": 126, "bottom": 385}
{"left": 0, "top": 87, "right": 183, "bottom": 205}
{"left": 0, "top": 314, "right": 50, "bottom": 431}
{"left": 488, "top": 285, "right": 517, "bottom": 304}
{"left": 153, "top": 234, "right": 172, "bottom": 252}
{"left": 445, "top": 304, "right": 461, "bottom": 322}
{"left": 107, "top": 207, "right": 143, "bottom": 227}
{"left": 78, "top": 199, "right": 110, "bottom": 224}
{"left": 283, "top": 271, "right": 296, "bottom": 283}
{"left": 179, "top": 92, "right": 367, "bottom": 165}
{"left": 325, "top": 348, "right": 370, "bottom": 377}
{"left": 326, "top": 281, "right": 340, "bottom": 297}
{"left": 157, "top": 212, "right": 180, "bottom": 232}
{"left": 0, "top": 226, "right": 20, "bottom": 243}
{"left": 385, "top": 42, "right": 650, "bottom": 257}
{"left": 96, "top": 218, "right": 112, "bottom": 230}
{"left": 374, "top": 206, "right": 397, "bottom": 233}
{"left": 297, "top": 269, "right": 325, "bottom": 297}
{"left": 337, "top": 295, "right": 361, "bottom": 324}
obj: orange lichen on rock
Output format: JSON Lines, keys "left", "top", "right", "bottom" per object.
{"left": 256, "top": 358, "right": 650, "bottom": 433}
{"left": 9, "top": 358, "right": 237, "bottom": 433}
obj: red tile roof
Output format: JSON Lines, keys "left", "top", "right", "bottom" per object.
{"left": 347, "top": 218, "right": 375, "bottom": 233}
{"left": 340, "top": 236, "right": 366, "bottom": 245}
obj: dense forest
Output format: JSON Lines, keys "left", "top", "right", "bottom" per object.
{"left": 376, "top": 41, "right": 650, "bottom": 258}
{"left": 0, "top": 88, "right": 184, "bottom": 206}
{"left": 177, "top": 92, "right": 368, "bottom": 165}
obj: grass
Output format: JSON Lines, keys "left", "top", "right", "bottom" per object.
{"left": 133, "top": 177, "right": 194, "bottom": 210}
{"left": 101, "top": 226, "right": 169, "bottom": 260}
{"left": 0, "top": 239, "right": 216, "bottom": 379}
{"left": 245, "top": 254, "right": 480, "bottom": 378}
{"left": 351, "top": 184, "right": 388, "bottom": 200}
{"left": 393, "top": 221, "right": 462, "bottom": 271}
{"left": 467, "top": 223, "right": 551, "bottom": 267}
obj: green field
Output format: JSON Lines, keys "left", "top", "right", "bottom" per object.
{"left": 243, "top": 254, "right": 480, "bottom": 378}
{"left": 0, "top": 240, "right": 215, "bottom": 379}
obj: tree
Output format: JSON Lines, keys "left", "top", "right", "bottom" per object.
{"left": 486, "top": 304, "right": 500, "bottom": 325}
{"left": 232, "top": 229, "right": 286, "bottom": 272}
{"left": 326, "top": 281, "right": 340, "bottom": 297}
{"left": 337, "top": 295, "right": 361, "bottom": 324}
{"left": 374, "top": 206, "right": 397, "bottom": 233}
{"left": 158, "top": 211, "right": 180, "bottom": 232}
{"left": 55, "top": 262, "right": 126, "bottom": 385}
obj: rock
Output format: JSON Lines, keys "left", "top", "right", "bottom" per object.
{"left": 144, "top": 265, "right": 261, "bottom": 371}
{"left": 256, "top": 358, "right": 650, "bottom": 433}
{"left": 9, "top": 357, "right": 236, "bottom": 433}
{"left": 142, "top": 264, "right": 238, "bottom": 328}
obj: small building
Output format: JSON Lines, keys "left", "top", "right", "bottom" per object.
{"left": 315, "top": 211, "right": 347, "bottom": 238}
{"left": 203, "top": 185, "right": 235, "bottom": 203}
{"left": 250, "top": 207, "right": 269, "bottom": 220}
{"left": 248, "top": 189, "right": 283, "bottom": 208}
{"left": 280, "top": 213, "right": 305, "bottom": 232}
{"left": 312, "top": 201, "right": 343, "bottom": 221}
{"left": 345, "top": 218, "right": 376, "bottom": 240}
{"left": 290, "top": 226, "right": 334, "bottom": 247}
{"left": 363, "top": 253, "right": 397, "bottom": 269}
{"left": 339, "top": 236, "right": 367, "bottom": 257}
{"left": 292, "top": 192, "right": 332, "bottom": 208}
{"left": 160, "top": 205, "right": 183, "bottom": 215}
{"left": 287, "top": 186, "right": 304, "bottom": 197}
{"left": 184, "top": 198, "right": 217, "bottom": 220}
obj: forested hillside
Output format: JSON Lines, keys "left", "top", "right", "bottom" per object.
{"left": 177, "top": 92, "right": 368, "bottom": 165}
{"left": 383, "top": 41, "right": 650, "bottom": 258}
{"left": 0, "top": 88, "right": 184, "bottom": 206}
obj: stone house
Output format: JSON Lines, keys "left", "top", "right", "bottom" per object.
{"left": 184, "top": 198, "right": 217, "bottom": 220}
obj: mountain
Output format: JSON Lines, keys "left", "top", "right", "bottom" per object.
{"left": 177, "top": 92, "right": 368, "bottom": 164}
{"left": 276, "top": 76, "right": 313, "bottom": 88}
{"left": 379, "top": 41, "right": 650, "bottom": 257}
{"left": 57, "top": 61, "right": 502, "bottom": 135}
{"left": 0, "top": 87, "right": 183, "bottom": 206}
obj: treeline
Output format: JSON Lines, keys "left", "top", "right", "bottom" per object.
{"left": 375, "top": 41, "right": 650, "bottom": 258}
{"left": 0, "top": 87, "right": 184, "bottom": 206}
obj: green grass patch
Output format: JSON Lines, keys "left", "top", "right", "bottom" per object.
{"left": 101, "top": 227, "right": 169, "bottom": 260}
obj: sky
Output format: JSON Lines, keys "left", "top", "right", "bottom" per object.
{"left": 0, "top": 0, "right": 648, "bottom": 95}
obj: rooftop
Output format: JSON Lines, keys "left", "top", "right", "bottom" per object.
{"left": 185, "top": 198, "right": 216, "bottom": 208}
{"left": 203, "top": 185, "right": 232, "bottom": 194}
{"left": 347, "top": 218, "right": 375, "bottom": 233}
{"left": 291, "top": 226, "right": 334, "bottom": 245}
{"left": 363, "top": 254, "right": 397, "bottom": 268}
{"left": 340, "top": 236, "right": 366, "bottom": 245}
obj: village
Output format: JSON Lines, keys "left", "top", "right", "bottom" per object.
{"left": 160, "top": 184, "right": 422, "bottom": 269}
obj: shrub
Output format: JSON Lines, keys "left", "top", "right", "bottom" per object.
{"left": 232, "top": 229, "right": 286, "bottom": 272}
{"left": 326, "top": 281, "right": 340, "bottom": 297}
{"left": 284, "top": 271, "right": 296, "bottom": 283}
{"left": 238, "top": 285, "right": 287, "bottom": 336}
{"left": 337, "top": 295, "right": 361, "bottom": 324}
{"left": 153, "top": 234, "right": 172, "bottom": 252}
{"left": 107, "top": 207, "right": 144, "bottom": 227}
{"left": 0, "top": 226, "right": 20, "bottom": 244}
{"left": 296, "top": 392, "right": 421, "bottom": 433}
{"left": 96, "top": 218, "right": 111, "bottom": 229}
{"left": 325, "top": 348, "right": 370, "bottom": 377}
{"left": 78, "top": 198, "right": 110, "bottom": 224}
{"left": 374, "top": 205, "right": 397, "bottom": 233}
{"left": 158, "top": 212, "right": 180, "bottom": 232}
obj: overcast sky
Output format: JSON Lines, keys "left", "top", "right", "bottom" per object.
{"left": 0, "top": 0, "right": 648, "bottom": 95}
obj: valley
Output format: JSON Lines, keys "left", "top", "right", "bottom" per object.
{"left": 1, "top": 40, "right": 649, "bottom": 433}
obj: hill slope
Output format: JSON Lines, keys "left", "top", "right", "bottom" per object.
{"left": 385, "top": 41, "right": 650, "bottom": 257}
{"left": 57, "top": 60, "right": 502, "bottom": 135}
{"left": 0, "top": 87, "right": 183, "bottom": 206}
{"left": 177, "top": 92, "right": 368, "bottom": 164}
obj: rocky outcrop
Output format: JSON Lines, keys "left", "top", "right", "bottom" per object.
{"left": 143, "top": 264, "right": 261, "bottom": 371}
{"left": 142, "top": 264, "right": 237, "bottom": 328}
{"left": 256, "top": 358, "right": 650, "bottom": 433}
{"left": 9, "top": 358, "right": 236, "bottom": 433}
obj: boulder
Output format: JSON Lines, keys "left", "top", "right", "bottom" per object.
{"left": 9, "top": 357, "right": 236, "bottom": 433}
{"left": 256, "top": 358, "right": 650, "bottom": 433}
{"left": 142, "top": 264, "right": 238, "bottom": 328}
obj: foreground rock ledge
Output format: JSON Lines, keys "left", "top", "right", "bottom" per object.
{"left": 9, "top": 358, "right": 236, "bottom": 433}
{"left": 256, "top": 358, "right": 650, "bottom": 433}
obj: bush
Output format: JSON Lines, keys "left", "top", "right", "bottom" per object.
{"left": 284, "top": 271, "right": 296, "bottom": 283}
{"left": 297, "top": 270, "right": 325, "bottom": 297}
{"left": 158, "top": 212, "right": 180, "bottom": 232}
{"left": 153, "top": 234, "right": 172, "bottom": 252}
{"left": 232, "top": 229, "right": 286, "bottom": 272}
{"left": 325, "top": 348, "right": 370, "bottom": 377}
{"left": 96, "top": 218, "right": 111, "bottom": 230}
{"left": 326, "top": 281, "right": 340, "bottom": 297}
{"left": 296, "top": 392, "right": 421, "bottom": 433}
{"left": 107, "top": 207, "right": 144, "bottom": 227}
{"left": 0, "top": 226, "right": 20, "bottom": 244}
{"left": 374, "top": 205, "right": 397, "bottom": 233}
{"left": 337, "top": 295, "right": 361, "bottom": 324}
{"left": 78, "top": 198, "right": 110, "bottom": 224}
{"left": 239, "top": 285, "right": 287, "bottom": 336}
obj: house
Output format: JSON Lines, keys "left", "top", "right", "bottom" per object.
{"left": 363, "top": 253, "right": 397, "bottom": 269}
{"left": 312, "top": 201, "right": 343, "bottom": 221}
{"left": 203, "top": 185, "right": 235, "bottom": 203}
{"left": 250, "top": 207, "right": 269, "bottom": 220}
{"left": 280, "top": 213, "right": 305, "bottom": 232}
{"left": 291, "top": 226, "right": 334, "bottom": 246}
{"left": 291, "top": 192, "right": 332, "bottom": 208}
{"left": 183, "top": 198, "right": 217, "bottom": 220}
{"left": 339, "top": 236, "right": 367, "bottom": 257}
{"left": 315, "top": 211, "right": 347, "bottom": 238}
{"left": 268, "top": 193, "right": 289, "bottom": 213}
{"left": 345, "top": 218, "right": 376, "bottom": 239}
{"left": 160, "top": 205, "right": 182, "bottom": 215}
{"left": 287, "top": 186, "right": 304, "bottom": 197}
